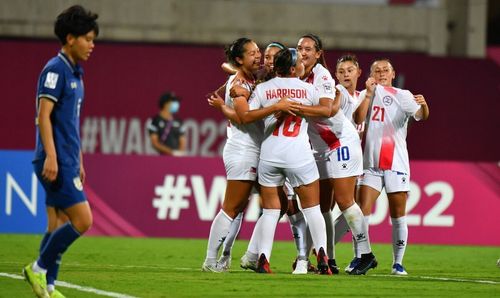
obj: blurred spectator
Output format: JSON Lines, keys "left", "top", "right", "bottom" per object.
{"left": 148, "top": 92, "right": 186, "bottom": 156}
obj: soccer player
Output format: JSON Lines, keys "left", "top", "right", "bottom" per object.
{"left": 202, "top": 38, "right": 296, "bottom": 272}
{"left": 355, "top": 58, "right": 429, "bottom": 275}
{"left": 241, "top": 48, "right": 333, "bottom": 274}
{"left": 23, "top": 5, "right": 99, "bottom": 298}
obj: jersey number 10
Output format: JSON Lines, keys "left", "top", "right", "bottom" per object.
{"left": 273, "top": 115, "right": 302, "bottom": 137}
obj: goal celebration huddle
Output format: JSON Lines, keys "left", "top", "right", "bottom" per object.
{"left": 202, "top": 35, "right": 429, "bottom": 276}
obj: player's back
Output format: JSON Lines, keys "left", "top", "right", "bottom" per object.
{"left": 251, "top": 77, "right": 315, "bottom": 168}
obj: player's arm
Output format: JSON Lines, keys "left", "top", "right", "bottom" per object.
{"left": 234, "top": 96, "right": 300, "bottom": 124}
{"left": 207, "top": 92, "right": 242, "bottom": 124}
{"left": 353, "top": 78, "right": 376, "bottom": 125}
{"left": 79, "top": 150, "right": 85, "bottom": 184}
{"left": 150, "top": 133, "right": 175, "bottom": 155}
{"left": 221, "top": 62, "right": 237, "bottom": 75}
{"left": 38, "top": 98, "right": 58, "bottom": 182}
{"left": 413, "top": 94, "right": 429, "bottom": 121}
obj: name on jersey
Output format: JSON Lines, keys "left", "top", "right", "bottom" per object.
{"left": 265, "top": 88, "right": 307, "bottom": 100}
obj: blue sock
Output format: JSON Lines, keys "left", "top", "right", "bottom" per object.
{"left": 37, "top": 222, "right": 80, "bottom": 269}
{"left": 39, "top": 232, "right": 51, "bottom": 252}
{"left": 39, "top": 232, "right": 61, "bottom": 285}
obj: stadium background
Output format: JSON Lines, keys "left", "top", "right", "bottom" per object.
{"left": 0, "top": 0, "right": 499, "bottom": 261}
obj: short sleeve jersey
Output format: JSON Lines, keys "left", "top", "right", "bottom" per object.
{"left": 249, "top": 77, "right": 316, "bottom": 168}
{"left": 224, "top": 74, "right": 263, "bottom": 153}
{"left": 34, "top": 52, "right": 85, "bottom": 168}
{"left": 363, "top": 85, "right": 421, "bottom": 174}
{"left": 303, "top": 66, "right": 359, "bottom": 154}
{"left": 147, "top": 115, "right": 185, "bottom": 150}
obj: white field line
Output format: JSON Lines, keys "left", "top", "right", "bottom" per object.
{"left": 0, "top": 272, "right": 137, "bottom": 298}
{"left": 371, "top": 274, "right": 500, "bottom": 285}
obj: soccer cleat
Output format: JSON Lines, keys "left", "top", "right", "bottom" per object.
{"left": 22, "top": 263, "right": 49, "bottom": 298}
{"left": 201, "top": 261, "right": 225, "bottom": 273}
{"left": 345, "top": 257, "right": 361, "bottom": 273}
{"left": 240, "top": 253, "right": 257, "bottom": 271}
{"left": 256, "top": 253, "right": 272, "bottom": 274}
{"left": 316, "top": 248, "right": 332, "bottom": 275}
{"left": 292, "top": 259, "right": 308, "bottom": 274}
{"left": 349, "top": 252, "right": 378, "bottom": 275}
{"left": 217, "top": 253, "right": 232, "bottom": 271}
{"left": 49, "top": 289, "right": 66, "bottom": 298}
{"left": 328, "top": 259, "right": 340, "bottom": 274}
{"left": 292, "top": 257, "right": 317, "bottom": 273}
{"left": 391, "top": 263, "right": 408, "bottom": 275}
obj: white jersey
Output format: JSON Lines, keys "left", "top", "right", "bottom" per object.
{"left": 249, "top": 77, "right": 317, "bottom": 168}
{"left": 224, "top": 74, "right": 263, "bottom": 152}
{"left": 362, "top": 85, "right": 421, "bottom": 174}
{"left": 337, "top": 84, "right": 364, "bottom": 131}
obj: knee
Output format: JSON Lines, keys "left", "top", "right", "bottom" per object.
{"left": 72, "top": 214, "right": 93, "bottom": 234}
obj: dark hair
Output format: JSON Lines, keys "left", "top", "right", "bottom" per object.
{"left": 274, "top": 48, "right": 298, "bottom": 77}
{"left": 225, "top": 38, "right": 253, "bottom": 67}
{"left": 300, "top": 33, "right": 328, "bottom": 69}
{"left": 158, "top": 92, "right": 180, "bottom": 109}
{"left": 370, "top": 57, "right": 395, "bottom": 72}
{"left": 54, "top": 5, "right": 99, "bottom": 45}
{"left": 336, "top": 54, "right": 359, "bottom": 70}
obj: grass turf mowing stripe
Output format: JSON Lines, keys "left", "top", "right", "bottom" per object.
{"left": 0, "top": 272, "right": 137, "bottom": 298}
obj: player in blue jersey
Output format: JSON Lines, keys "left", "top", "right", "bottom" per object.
{"left": 22, "top": 5, "right": 99, "bottom": 298}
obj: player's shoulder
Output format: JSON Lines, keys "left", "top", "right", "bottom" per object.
{"left": 313, "top": 64, "right": 333, "bottom": 80}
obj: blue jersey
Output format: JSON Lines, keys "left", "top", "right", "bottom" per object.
{"left": 34, "top": 51, "right": 84, "bottom": 168}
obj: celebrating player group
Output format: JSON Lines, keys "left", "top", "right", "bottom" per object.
{"left": 202, "top": 34, "right": 429, "bottom": 276}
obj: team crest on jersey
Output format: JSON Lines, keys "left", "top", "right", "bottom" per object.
{"left": 70, "top": 81, "right": 78, "bottom": 89}
{"left": 44, "top": 72, "right": 59, "bottom": 89}
{"left": 323, "top": 83, "right": 333, "bottom": 94}
{"left": 322, "top": 75, "right": 328, "bottom": 81}
{"left": 383, "top": 96, "right": 393, "bottom": 106}
{"left": 73, "top": 177, "right": 83, "bottom": 191}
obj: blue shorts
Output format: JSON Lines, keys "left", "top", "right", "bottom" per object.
{"left": 33, "top": 160, "right": 87, "bottom": 210}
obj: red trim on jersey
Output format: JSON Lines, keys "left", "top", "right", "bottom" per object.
{"left": 383, "top": 86, "right": 397, "bottom": 95}
{"left": 314, "top": 122, "right": 341, "bottom": 150}
{"left": 379, "top": 136, "right": 395, "bottom": 170}
{"left": 305, "top": 71, "right": 314, "bottom": 84}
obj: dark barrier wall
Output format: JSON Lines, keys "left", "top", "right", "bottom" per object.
{"left": 1, "top": 39, "right": 499, "bottom": 160}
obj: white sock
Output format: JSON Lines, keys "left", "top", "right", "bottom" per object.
{"left": 256, "top": 209, "right": 281, "bottom": 261}
{"left": 288, "top": 211, "right": 309, "bottom": 257}
{"left": 32, "top": 261, "right": 47, "bottom": 274}
{"left": 47, "top": 284, "right": 55, "bottom": 293}
{"left": 223, "top": 212, "right": 243, "bottom": 255}
{"left": 246, "top": 220, "right": 260, "bottom": 257}
{"left": 205, "top": 210, "right": 233, "bottom": 261}
{"left": 302, "top": 205, "right": 327, "bottom": 256}
{"left": 322, "top": 211, "right": 335, "bottom": 259}
{"left": 334, "top": 214, "right": 350, "bottom": 244}
{"left": 343, "top": 204, "right": 371, "bottom": 255}
{"left": 391, "top": 216, "right": 408, "bottom": 265}
{"left": 352, "top": 215, "right": 370, "bottom": 258}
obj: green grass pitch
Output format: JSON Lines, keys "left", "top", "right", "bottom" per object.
{"left": 0, "top": 234, "right": 499, "bottom": 297}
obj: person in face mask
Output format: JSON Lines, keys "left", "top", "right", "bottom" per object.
{"left": 147, "top": 92, "right": 186, "bottom": 156}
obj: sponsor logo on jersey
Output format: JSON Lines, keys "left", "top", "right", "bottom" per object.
{"left": 70, "top": 81, "right": 78, "bottom": 89}
{"left": 44, "top": 72, "right": 59, "bottom": 89}
{"left": 383, "top": 95, "right": 393, "bottom": 106}
{"left": 322, "top": 75, "right": 328, "bottom": 81}
{"left": 73, "top": 177, "right": 83, "bottom": 191}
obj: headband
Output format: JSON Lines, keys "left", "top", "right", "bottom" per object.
{"left": 289, "top": 48, "right": 298, "bottom": 66}
{"left": 266, "top": 42, "right": 285, "bottom": 50}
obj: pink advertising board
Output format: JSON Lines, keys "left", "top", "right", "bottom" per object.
{"left": 83, "top": 154, "right": 500, "bottom": 246}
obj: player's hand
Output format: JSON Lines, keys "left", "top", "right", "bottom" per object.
{"left": 42, "top": 155, "right": 58, "bottom": 183}
{"left": 365, "top": 77, "right": 376, "bottom": 94}
{"left": 207, "top": 93, "right": 225, "bottom": 110}
{"left": 79, "top": 165, "right": 86, "bottom": 185}
{"left": 230, "top": 84, "right": 250, "bottom": 99}
{"left": 414, "top": 94, "right": 427, "bottom": 106}
{"left": 275, "top": 97, "right": 300, "bottom": 116}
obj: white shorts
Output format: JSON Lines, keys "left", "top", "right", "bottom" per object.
{"left": 358, "top": 167, "right": 410, "bottom": 193}
{"left": 283, "top": 179, "right": 297, "bottom": 201}
{"left": 223, "top": 144, "right": 259, "bottom": 181}
{"left": 315, "top": 141, "right": 363, "bottom": 180}
{"left": 258, "top": 160, "right": 319, "bottom": 188}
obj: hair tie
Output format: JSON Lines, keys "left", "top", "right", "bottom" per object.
{"left": 267, "top": 42, "right": 285, "bottom": 50}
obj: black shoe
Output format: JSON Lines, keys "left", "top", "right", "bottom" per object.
{"left": 349, "top": 252, "right": 377, "bottom": 275}
{"left": 328, "top": 259, "right": 339, "bottom": 274}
